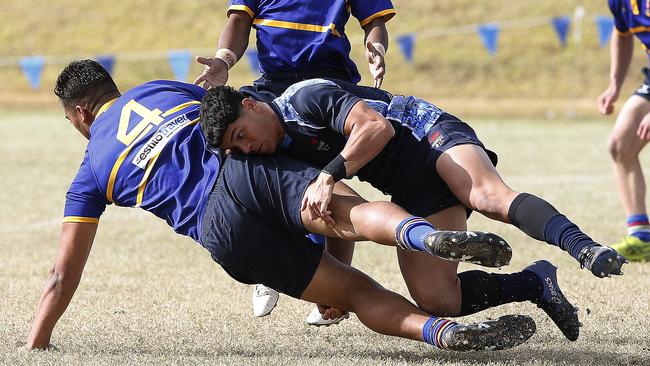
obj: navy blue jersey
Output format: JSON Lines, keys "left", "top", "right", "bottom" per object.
{"left": 270, "top": 78, "right": 446, "bottom": 193}
{"left": 64, "top": 80, "right": 220, "bottom": 242}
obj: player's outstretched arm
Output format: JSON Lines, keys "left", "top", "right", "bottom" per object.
{"left": 301, "top": 101, "right": 394, "bottom": 223}
{"left": 598, "top": 32, "right": 634, "bottom": 115}
{"left": 26, "top": 222, "right": 97, "bottom": 350}
{"left": 362, "top": 18, "right": 389, "bottom": 88}
{"left": 194, "top": 10, "right": 253, "bottom": 89}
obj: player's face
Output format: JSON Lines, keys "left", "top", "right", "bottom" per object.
{"left": 221, "top": 110, "right": 279, "bottom": 155}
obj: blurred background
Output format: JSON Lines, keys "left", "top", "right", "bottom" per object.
{"left": 0, "top": 0, "right": 643, "bottom": 118}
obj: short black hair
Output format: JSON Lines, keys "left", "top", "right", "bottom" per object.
{"left": 200, "top": 86, "right": 245, "bottom": 147}
{"left": 54, "top": 59, "right": 117, "bottom": 108}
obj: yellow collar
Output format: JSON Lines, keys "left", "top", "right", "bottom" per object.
{"left": 96, "top": 98, "right": 118, "bottom": 117}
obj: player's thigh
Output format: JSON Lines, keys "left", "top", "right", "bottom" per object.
{"left": 436, "top": 144, "right": 514, "bottom": 209}
{"left": 301, "top": 251, "right": 382, "bottom": 311}
{"left": 397, "top": 204, "right": 465, "bottom": 315}
{"left": 610, "top": 95, "right": 650, "bottom": 154}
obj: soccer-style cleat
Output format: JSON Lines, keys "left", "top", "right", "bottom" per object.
{"left": 523, "top": 260, "right": 580, "bottom": 341}
{"left": 305, "top": 306, "right": 348, "bottom": 326}
{"left": 252, "top": 284, "right": 279, "bottom": 317}
{"left": 611, "top": 235, "right": 650, "bottom": 262}
{"left": 578, "top": 245, "right": 628, "bottom": 278}
{"left": 441, "top": 315, "right": 536, "bottom": 351}
{"left": 424, "top": 231, "right": 512, "bottom": 267}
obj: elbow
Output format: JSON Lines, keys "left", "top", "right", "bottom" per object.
{"left": 379, "top": 120, "right": 395, "bottom": 142}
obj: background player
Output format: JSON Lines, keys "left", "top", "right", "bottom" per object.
{"left": 598, "top": 0, "right": 650, "bottom": 261}
{"left": 193, "top": 0, "right": 395, "bottom": 322}
{"left": 25, "top": 59, "right": 535, "bottom": 352}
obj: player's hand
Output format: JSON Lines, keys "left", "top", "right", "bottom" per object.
{"left": 637, "top": 115, "right": 650, "bottom": 140}
{"left": 598, "top": 84, "right": 619, "bottom": 115}
{"left": 316, "top": 304, "right": 349, "bottom": 320}
{"left": 193, "top": 56, "right": 229, "bottom": 89}
{"left": 365, "top": 41, "right": 385, "bottom": 88}
{"left": 301, "top": 172, "right": 336, "bottom": 227}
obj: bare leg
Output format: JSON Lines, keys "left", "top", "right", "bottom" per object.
{"left": 301, "top": 251, "right": 429, "bottom": 340}
{"left": 435, "top": 144, "right": 518, "bottom": 222}
{"left": 608, "top": 95, "right": 650, "bottom": 217}
{"left": 398, "top": 204, "right": 465, "bottom": 316}
{"left": 301, "top": 252, "right": 537, "bottom": 351}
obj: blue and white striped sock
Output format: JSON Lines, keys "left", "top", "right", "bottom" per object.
{"left": 627, "top": 213, "right": 650, "bottom": 242}
{"left": 422, "top": 316, "right": 459, "bottom": 349}
{"left": 395, "top": 216, "right": 436, "bottom": 251}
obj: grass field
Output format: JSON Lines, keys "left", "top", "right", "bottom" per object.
{"left": 1, "top": 111, "right": 649, "bottom": 365}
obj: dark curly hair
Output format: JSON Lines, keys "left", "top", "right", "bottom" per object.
{"left": 200, "top": 86, "right": 245, "bottom": 147}
{"left": 54, "top": 59, "right": 117, "bottom": 108}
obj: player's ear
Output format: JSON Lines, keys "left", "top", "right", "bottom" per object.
{"left": 241, "top": 97, "right": 257, "bottom": 111}
{"left": 77, "top": 105, "right": 95, "bottom": 127}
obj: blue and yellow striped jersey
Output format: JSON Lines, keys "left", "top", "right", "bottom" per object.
{"left": 227, "top": 0, "right": 395, "bottom": 83}
{"left": 609, "top": 0, "right": 650, "bottom": 53}
{"left": 63, "top": 80, "right": 220, "bottom": 242}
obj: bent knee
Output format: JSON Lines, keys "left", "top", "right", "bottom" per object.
{"left": 410, "top": 281, "right": 462, "bottom": 316}
{"left": 468, "top": 186, "right": 514, "bottom": 218}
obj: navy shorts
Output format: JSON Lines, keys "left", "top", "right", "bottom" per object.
{"left": 387, "top": 113, "right": 498, "bottom": 218}
{"left": 200, "top": 152, "right": 323, "bottom": 298}
{"left": 634, "top": 67, "right": 650, "bottom": 100}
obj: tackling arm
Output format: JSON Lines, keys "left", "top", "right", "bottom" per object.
{"left": 26, "top": 222, "right": 97, "bottom": 349}
{"left": 301, "top": 101, "right": 394, "bottom": 224}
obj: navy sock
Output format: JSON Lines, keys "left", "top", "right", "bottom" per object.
{"left": 544, "top": 215, "right": 596, "bottom": 260}
{"left": 458, "top": 270, "right": 543, "bottom": 316}
{"left": 395, "top": 216, "right": 436, "bottom": 251}
{"left": 508, "top": 193, "right": 597, "bottom": 260}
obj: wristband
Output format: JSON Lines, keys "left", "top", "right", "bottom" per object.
{"left": 371, "top": 42, "right": 386, "bottom": 57}
{"left": 322, "top": 154, "right": 348, "bottom": 182}
{"left": 215, "top": 48, "right": 238, "bottom": 69}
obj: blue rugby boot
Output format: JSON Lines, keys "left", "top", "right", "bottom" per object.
{"left": 523, "top": 260, "right": 580, "bottom": 341}
{"left": 578, "top": 245, "right": 628, "bottom": 278}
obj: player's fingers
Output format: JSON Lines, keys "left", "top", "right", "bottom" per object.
{"left": 195, "top": 56, "right": 211, "bottom": 66}
{"left": 193, "top": 73, "right": 206, "bottom": 86}
{"left": 300, "top": 195, "right": 309, "bottom": 211}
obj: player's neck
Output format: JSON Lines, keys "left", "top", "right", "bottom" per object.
{"left": 263, "top": 102, "right": 286, "bottom": 142}
{"left": 90, "top": 90, "right": 121, "bottom": 116}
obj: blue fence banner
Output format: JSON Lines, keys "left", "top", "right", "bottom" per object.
{"left": 596, "top": 16, "right": 614, "bottom": 47}
{"left": 397, "top": 33, "right": 415, "bottom": 63}
{"left": 96, "top": 54, "right": 115, "bottom": 75}
{"left": 168, "top": 50, "right": 192, "bottom": 81}
{"left": 19, "top": 56, "right": 45, "bottom": 90}
{"left": 552, "top": 16, "right": 571, "bottom": 47}
{"left": 245, "top": 50, "right": 260, "bottom": 74}
{"left": 478, "top": 23, "right": 500, "bottom": 55}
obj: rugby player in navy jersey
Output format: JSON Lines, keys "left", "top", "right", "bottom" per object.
{"left": 200, "top": 78, "right": 632, "bottom": 341}
{"left": 598, "top": 0, "right": 650, "bottom": 261}
{"left": 193, "top": 0, "right": 395, "bottom": 323}
{"left": 25, "top": 60, "right": 537, "bottom": 352}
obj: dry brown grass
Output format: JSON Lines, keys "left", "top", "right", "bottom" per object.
{"left": 1, "top": 111, "right": 649, "bottom": 365}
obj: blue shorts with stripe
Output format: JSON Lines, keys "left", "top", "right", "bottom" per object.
{"left": 384, "top": 113, "right": 498, "bottom": 218}
{"left": 200, "top": 152, "right": 323, "bottom": 298}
